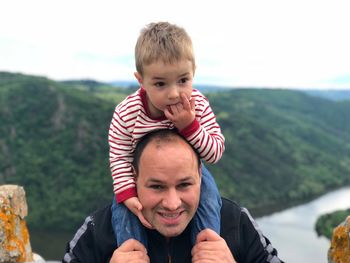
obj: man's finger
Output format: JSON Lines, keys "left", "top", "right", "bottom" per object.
{"left": 196, "top": 228, "right": 221, "bottom": 243}
{"left": 118, "top": 239, "right": 147, "bottom": 253}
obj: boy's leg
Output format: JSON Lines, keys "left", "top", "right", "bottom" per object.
{"left": 111, "top": 197, "right": 148, "bottom": 248}
{"left": 191, "top": 164, "right": 222, "bottom": 245}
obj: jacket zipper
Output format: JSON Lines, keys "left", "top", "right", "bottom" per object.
{"left": 167, "top": 239, "right": 173, "bottom": 263}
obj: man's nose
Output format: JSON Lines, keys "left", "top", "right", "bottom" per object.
{"left": 168, "top": 86, "right": 179, "bottom": 100}
{"left": 162, "top": 189, "right": 181, "bottom": 210}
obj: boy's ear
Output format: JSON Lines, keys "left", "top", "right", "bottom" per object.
{"left": 134, "top": 72, "right": 143, "bottom": 85}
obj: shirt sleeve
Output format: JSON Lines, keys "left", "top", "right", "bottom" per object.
{"left": 108, "top": 108, "right": 137, "bottom": 203}
{"left": 239, "top": 207, "right": 284, "bottom": 263}
{"left": 179, "top": 92, "right": 225, "bottom": 164}
{"left": 62, "top": 206, "right": 116, "bottom": 263}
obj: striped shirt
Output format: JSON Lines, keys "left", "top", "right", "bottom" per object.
{"left": 108, "top": 88, "right": 225, "bottom": 203}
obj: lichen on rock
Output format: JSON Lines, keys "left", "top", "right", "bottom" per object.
{"left": 0, "top": 185, "right": 34, "bottom": 263}
{"left": 328, "top": 215, "right": 350, "bottom": 263}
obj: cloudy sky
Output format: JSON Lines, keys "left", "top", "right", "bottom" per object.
{"left": 1, "top": 0, "right": 349, "bottom": 89}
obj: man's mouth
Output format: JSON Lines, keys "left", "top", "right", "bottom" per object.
{"left": 159, "top": 212, "right": 181, "bottom": 218}
{"left": 157, "top": 210, "right": 184, "bottom": 224}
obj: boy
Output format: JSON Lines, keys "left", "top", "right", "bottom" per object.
{"left": 108, "top": 21, "right": 225, "bottom": 248}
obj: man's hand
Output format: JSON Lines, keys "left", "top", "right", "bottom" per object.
{"left": 164, "top": 93, "right": 195, "bottom": 131}
{"left": 124, "top": 197, "right": 153, "bottom": 229}
{"left": 191, "top": 229, "right": 237, "bottom": 263}
{"left": 109, "top": 239, "right": 149, "bottom": 263}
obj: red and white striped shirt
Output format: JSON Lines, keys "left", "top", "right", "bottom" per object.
{"left": 108, "top": 88, "right": 225, "bottom": 203}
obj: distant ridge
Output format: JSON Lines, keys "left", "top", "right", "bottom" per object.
{"left": 302, "top": 89, "right": 350, "bottom": 101}
{"left": 109, "top": 79, "right": 350, "bottom": 100}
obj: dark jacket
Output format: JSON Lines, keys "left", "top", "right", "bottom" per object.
{"left": 63, "top": 198, "right": 283, "bottom": 263}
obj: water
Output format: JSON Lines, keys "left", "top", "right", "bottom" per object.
{"left": 30, "top": 230, "right": 73, "bottom": 262}
{"left": 256, "top": 186, "right": 350, "bottom": 263}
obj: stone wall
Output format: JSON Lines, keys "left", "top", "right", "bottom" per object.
{"left": 328, "top": 215, "right": 350, "bottom": 263}
{"left": 0, "top": 185, "right": 34, "bottom": 263}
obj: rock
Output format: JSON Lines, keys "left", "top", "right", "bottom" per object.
{"left": 0, "top": 185, "right": 34, "bottom": 263}
{"left": 31, "top": 253, "right": 46, "bottom": 263}
{"left": 328, "top": 215, "right": 350, "bottom": 263}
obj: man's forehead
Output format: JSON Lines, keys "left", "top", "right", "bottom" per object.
{"left": 139, "top": 137, "right": 198, "bottom": 167}
{"left": 145, "top": 136, "right": 194, "bottom": 154}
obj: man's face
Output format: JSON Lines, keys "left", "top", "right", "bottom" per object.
{"left": 136, "top": 139, "right": 201, "bottom": 238}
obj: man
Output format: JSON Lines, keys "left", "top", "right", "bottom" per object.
{"left": 63, "top": 130, "right": 283, "bottom": 263}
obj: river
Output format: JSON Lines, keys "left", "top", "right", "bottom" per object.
{"left": 256, "top": 186, "right": 350, "bottom": 263}
{"left": 30, "top": 187, "right": 350, "bottom": 262}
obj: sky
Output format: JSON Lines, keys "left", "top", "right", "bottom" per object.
{"left": 1, "top": 0, "right": 350, "bottom": 89}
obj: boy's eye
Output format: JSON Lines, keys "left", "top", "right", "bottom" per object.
{"left": 154, "top": 82, "right": 165, "bottom": 87}
{"left": 178, "top": 78, "right": 189, "bottom": 84}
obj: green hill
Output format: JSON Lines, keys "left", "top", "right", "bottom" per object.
{"left": 1, "top": 72, "right": 350, "bottom": 231}
{"left": 315, "top": 208, "right": 350, "bottom": 239}
{"left": 206, "top": 89, "right": 350, "bottom": 213}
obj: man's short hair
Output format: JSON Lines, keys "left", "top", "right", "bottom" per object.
{"left": 135, "top": 21, "right": 195, "bottom": 76}
{"left": 132, "top": 129, "right": 200, "bottom": 175}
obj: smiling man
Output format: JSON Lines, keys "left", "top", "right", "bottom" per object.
{"left": 134, "top": 131, "right": 201, "bottom": 239}
{"left": 63, "top": 130, "right": 283, "bottom": 263}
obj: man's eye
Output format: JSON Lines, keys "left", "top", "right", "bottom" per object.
{"left": 178, "top": 182, "right": 191, "bottom": 189}
{"left": 149, "top": 185, "right": 164, "bottom": 190}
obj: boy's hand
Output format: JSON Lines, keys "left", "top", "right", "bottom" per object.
{"left": 124, "top": 197, "right": 153, "bottom": 229}
{"left": 164, "top": 93, "right": 195, "bottom": 131}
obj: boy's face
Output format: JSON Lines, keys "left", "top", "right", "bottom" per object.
{"left": 135, "top": 59, "right": 194, "bottom": 118}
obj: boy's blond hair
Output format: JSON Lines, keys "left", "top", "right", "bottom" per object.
{"left": 135, "top": 22, "right": 195, "bottom": 76}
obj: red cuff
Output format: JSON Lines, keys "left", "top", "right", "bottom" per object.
{"left": 179, "top": 119, "right": 200, "bottom": 138}
{"left": 116, "top": 187, "right": 137, "bottom": 203}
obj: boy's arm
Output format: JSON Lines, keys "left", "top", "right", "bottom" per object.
{"left": 180, "top": 92, "right": 225, "bottom": 164}
{"left": 108, "top": 109, "right": 137, "bottom": 203}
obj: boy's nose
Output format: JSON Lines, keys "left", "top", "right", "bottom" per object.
{"left": 168, "top": 86, "right": 179, "bottom": 100}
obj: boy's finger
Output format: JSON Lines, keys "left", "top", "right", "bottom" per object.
{"left": 170, "top": 104, "right": 179, "bottom": 114}
{"left": 136, "top": 202, "right": 143, "bottom": 211}
{"left": 164, "top": 107, "right": 174, "bottom": 121}
{"left": 181, "top": 93, "right": 191, "bottom": 110}
{"left": 190, "top": 96, "right": 195, "bottom": 110}
{"left": 138, "top": 212, "right": 154, "bottom": 229}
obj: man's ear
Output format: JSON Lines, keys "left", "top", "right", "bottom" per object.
{"left": 134, "top": 72, "right": 143, "bottom": 85}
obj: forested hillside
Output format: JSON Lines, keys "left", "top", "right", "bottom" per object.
{"left": 1, "top": 71, "right": 350, "bottom": 231}
{"left": 315, "top": 208, "right": 350, "bottom": 239}
{"left": 206, "top": 89, "right": 350, "bottom": 213}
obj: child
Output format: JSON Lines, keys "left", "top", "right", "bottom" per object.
{"left": 108, "top": 21, "right": 225, "bottom": 248}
